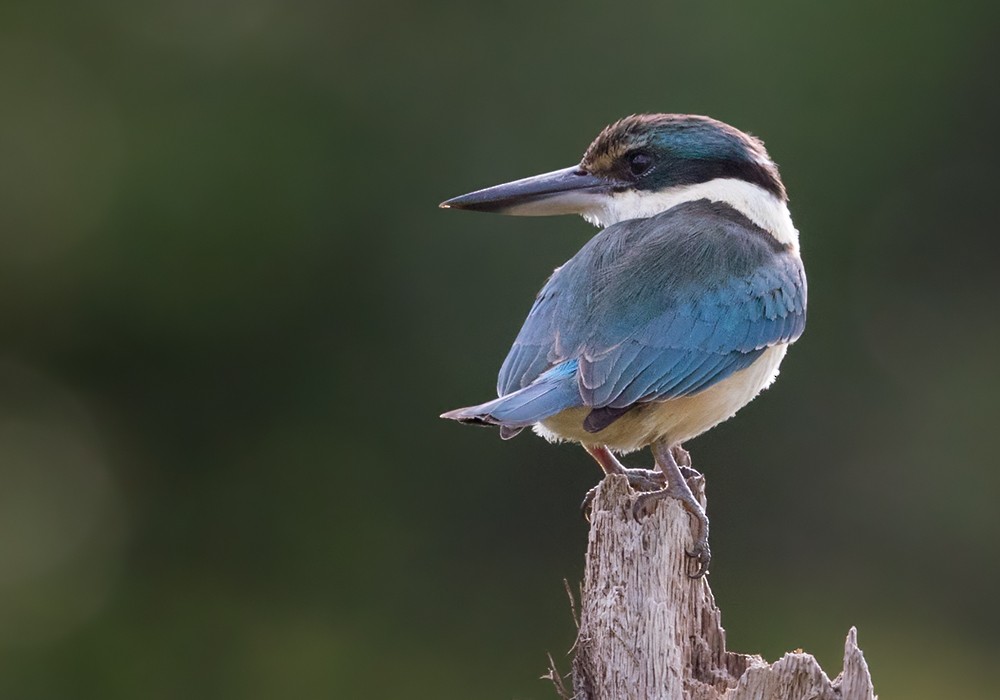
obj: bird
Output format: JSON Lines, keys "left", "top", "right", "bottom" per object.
{"left": 439, "top": 114, "right": 806, "bottom": 577}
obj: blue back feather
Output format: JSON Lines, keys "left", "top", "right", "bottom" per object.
{"left": 496, "top": 199, "right": 806, "bottom": 417}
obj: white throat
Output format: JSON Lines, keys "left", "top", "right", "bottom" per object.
{"left": 581, "top": 178, "right": 799, "bottom": 251}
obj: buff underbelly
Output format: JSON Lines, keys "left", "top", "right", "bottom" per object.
{"left": 533, "top": 344, "right": 789, "bottom": 454}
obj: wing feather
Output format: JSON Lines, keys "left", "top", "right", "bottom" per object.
{"left": 495, "top": 200, "right": 806, "bottom": 416}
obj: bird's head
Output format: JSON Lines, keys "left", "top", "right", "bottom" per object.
{"left": 440, "top": 114, "right": 787, "bottom": 228}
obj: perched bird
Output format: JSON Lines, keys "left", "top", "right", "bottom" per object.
{"left": 440, "top": 114, "right": 806, "bottom": 577}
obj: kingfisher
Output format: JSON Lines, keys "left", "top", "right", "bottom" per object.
{"left": 440, "top": 114, "right": 806, "bottom": 577}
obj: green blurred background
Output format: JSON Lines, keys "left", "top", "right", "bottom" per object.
{"left": 0, "top": 0, "right": 998, "bottom": 697}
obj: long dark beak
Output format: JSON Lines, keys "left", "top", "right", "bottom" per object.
{"left": 439, "top": 165, "right": 624, "bottom": 216}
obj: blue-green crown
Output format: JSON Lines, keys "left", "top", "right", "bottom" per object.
{"left": 581, "top": 114, "right": 786, "bottom": 200}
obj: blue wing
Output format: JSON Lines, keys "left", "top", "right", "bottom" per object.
{"left": 494, "top": 200, "right": 806, "bottom": 420}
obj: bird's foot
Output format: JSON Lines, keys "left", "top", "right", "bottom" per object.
{"left": 622, "top": 467, "right": 667, "bottom": 492}
{"left": 678, "top": 465, "right": 702, "bottom": 481}
{"left": 632, "top": 486, "right": 711, "bottom": 577}
{"left": 581, "top": 467, "right": 666, "bottom": 520}
{"left": 631, "top": 442, "right": 711, "bottom": 578}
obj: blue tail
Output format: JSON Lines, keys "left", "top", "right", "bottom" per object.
{"left": 441, "top": 360, "right": 581, "bottom": 431}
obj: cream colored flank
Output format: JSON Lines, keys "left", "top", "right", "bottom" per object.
{"left": 534, "top": 344, "right": 788, "bottom": 453}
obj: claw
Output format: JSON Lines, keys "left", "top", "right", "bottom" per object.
{"left": 630, "top": 490, "right": 657, "bottom": 522}
{"left": 580, "top": 484, "right": 600, "bottom": 521}
{"left": 685, "top": 539, "right": 711, "bottom": 579}
{"left": 671, "top": 444, "right": 692, "bottom": 468}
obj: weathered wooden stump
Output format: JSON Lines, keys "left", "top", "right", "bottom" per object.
{"left": 560, "top": 474, "right": 876, "bottom": 700}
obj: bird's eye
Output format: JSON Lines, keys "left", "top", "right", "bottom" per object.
{"left": 627, "top": 152, "right": 653, "bottom": 177}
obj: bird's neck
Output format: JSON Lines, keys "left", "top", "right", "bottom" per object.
{"left": 581, "top": 178, "right": 799, "bottom": 251}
